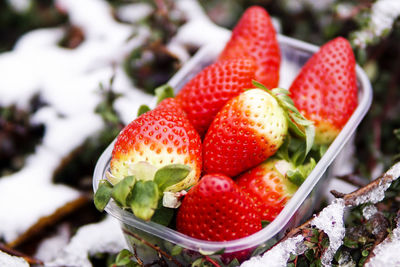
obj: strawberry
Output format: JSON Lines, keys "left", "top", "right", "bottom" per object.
{"left": 109, "top": 98, "right": 202, "bottom": 192}
{"left": 176, "top": 173, "right": 261, "bottom": 241}
{"left": 176, "top": 59, "right": 256, "bottom": 136}
{"left": 219, "top": 6, "right": 280, "bottom": 89}
{"left": 203, "top": 88, "right": 288, "bottom": 177}
{"left": 236, "top": 159, "right": 299, "bottom": 222}
{"left": 289, "top": 37, "right": 358, "bottom": 145}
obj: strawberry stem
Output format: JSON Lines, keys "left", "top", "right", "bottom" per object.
{"left": 155, "top": 84, "right": 175, "bottom": 104}
{"left": 252, "top": 80, "right": 315, "bottom": 160}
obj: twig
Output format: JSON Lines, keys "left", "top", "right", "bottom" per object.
{"left": 0, "top": 243, "right": 43, "bottom": 265}
{"left": 204, "top": 255, "right": 222, "bottom": 267}
{"left": 336, "top": 174, "right": 368, "bottom": 187}
{"left": 330, "top": 190, "right": 346, "bottom": 198}
{"left": 133, "top": 244, "right": 144, "bottom": 266}
{"left": 121, "top": 228, "right": 183, "bottom": 267}
{"left": 281, "top": 163, "right": 400, "bottom": 242}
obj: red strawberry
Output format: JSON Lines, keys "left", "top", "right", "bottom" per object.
{"left": 176, "top": 59, "right": 256, "bottom": 136}
{"left": 290, "top": 37, "right": 358, "bottom": 145}
{"left": 110, "top": 98, "right": 202, "bottom": 192}
{"left": 203, "top": 88, "right": 288, "bottom": 177}
{"left": 176, "top": 174, "right": 261, "bottom": 241}
{"left": 219, "top": 6, "right": 280, "bottom": 89}
{"left": 236, "top": 159, "right": 298, "bottom": 222}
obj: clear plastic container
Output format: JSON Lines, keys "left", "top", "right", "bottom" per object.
{"left": 93, "top": 34, "right": 372, "bottom": 265}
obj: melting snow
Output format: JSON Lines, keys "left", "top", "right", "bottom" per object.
{"left": 352, "top": 162, "right": 400, "bottom": 206}
{"left": 35, "top": 223, "right": 70, "bottom": 262}
{"left": 0, "top": 251, "right": 29, "bottom": 267}
{"left": 241, "top": 235, "right": 306, "bottom": 267}
{"left": 311, "top": 199, "right": 346, "bottom": 266}
{"left": 353, "top": 0, "right": 400, "bottom": 48}
{"left": 0, "top": 0, "right": 153, "bottom": 244}
{"left": 46, "top": 216, "right": 127, "bottom": 267}
{"left": 362, "top": 205, "right": 378, "bottom": 220}
{"left": 366, "top": 225, "right": 400, "bottom": 267}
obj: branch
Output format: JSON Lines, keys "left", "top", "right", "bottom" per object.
{"left": 121, "top": 228, "right": 183, "bottom": 267}
{"left": 0, "top": 243, "right": 43, "bottom": 266}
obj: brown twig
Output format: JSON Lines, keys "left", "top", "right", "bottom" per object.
{"left": 281, "top": 163, "right": 400, "bottom": 244}
{"left": 121, "top": 228, "right": 183, "bottom": 267}
{"left": 204, "top": 255, "right": 222, "bottom": 267}
{"left": 133, "top": 244, "right": 144, "bottom": 266}
{"left": 0, "top": 243, "right": 43, "bottom": 265}
{"left": 336, "top": 174, "right": 368, "bottom": 187}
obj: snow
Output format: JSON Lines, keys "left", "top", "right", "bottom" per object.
{"left": 241, "top": 235, "right": 306, "bottom": 267}
{"left": 283, "top": 0, "right": 335, "bottom": 13}
{"left": 169, "top": 0, "right": 230, "bottom": 50}
{"left": 362, "top": 205, "right": 378, "bottom": 220}
{"left": 0, "top": 0, "right": 152, "bottom": 244}
{"left": 35, "top": 223, "right": 71, "bottom": 262}
{"left": 0, "top": 251, "right": 29, "bottom": 267}
{"left": 45, "top": 216, "right": 127, "bottom": 267}
{"left": 116, "top": 3, "right": 153, "bottom": 24}
{"left": 352, "top": 162, "right": 400, "bottom": 206}
{"left": 7, "top": 0, "right": 31, "bottom": 13}
{"left": 353, "top": 0, "right": 400, "bottom": 48}
{"left": 311, "top": 199, "right": 346, "bottom": 266}
{"left": 366, "top": 223, "right": 400, "bottom": 267}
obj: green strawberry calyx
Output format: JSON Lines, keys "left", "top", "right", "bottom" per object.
{"left": 94, "top": 163, "right": 191, "bottom": 222}
{"left": 136, "top": 84, "right": 175, "bottom": 117}
{"left": 252, "top": 80, "right": 315, "bottom": 161}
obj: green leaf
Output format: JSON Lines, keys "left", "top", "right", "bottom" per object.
{"left": 199, "top": 247, "right": 225, "bottom": 256}
{"left": 115, "top": 249, "right": 133, "bottom": 266}
{"left": 362, "top": 250, "right": 369, "bottom": 257}
{"left": 227, "top": 258, "right": 240, "bottom": 267}
{"left": 287, "top": 170, "right": 305, "bottom": 186}
{"left": 252, "top": 80, "right": 268, "bottom": 91}
{"left": 305, "top": 124, "right": 315, "bottom": 157}
{"left": 112, "top": 176, "right": 136, "bottom": 207}
{"left": 343, "top": 237, "right": 358, "bottom": 248}
{"left": 127, "top": 180, "right": 159, "bottom": 221}
{"left": 276, "top": 135, "right": 291, "bottom": 162}
{"left": 137, "top": 104, "right": 151, "bottom": 117}
{"left": 154, "top": 164, "right": 191, "bottom": 193}
{"left": 171, "top": 245, "right": 183, "bottom": 256}
{"left": 191, "top": 258, "right": 203, "bottom": 267}
{"left": 287, "top": 116, "right": 306, "bottom": 138}
{"left": 319, "top": 145, "right": 328, "bottom": 158}
{"left": 155, "top": 84, "right": 174, "bottom": 104}
{"left": 305, "top": 249, "right": 314, "bottom": 261}
{"left": 94, "top": 180, "right": 113, "bottom": 212}
{"left": 151, "top": 204, "right": 174, "bottom": 226}
{"left": 261, "top": 220, "right": 271, "bottom": 228}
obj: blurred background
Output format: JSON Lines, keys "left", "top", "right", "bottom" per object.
{"left": 1, "top": 0, "right": 400, "bottom": 266}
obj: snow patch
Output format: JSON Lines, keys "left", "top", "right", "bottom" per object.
{"left": 352, "top": 162, "right": 400, "bottom": 206}
{"left": 366, "top": 225, "right": 400, "bottom": 267}
{"left": 46, "top": 216, "right": 127, "bottom": 267}
{"left": 311, "top": 199, "right": 346, "bottom": 266}
{"left": 353, "top": 0, "right": 400, "bottom": 48}
{"left": 241, "top": 235, "right": 306, "bottom": 267}
{"left": 0, "top": 251, "right": 29, "bottom": 267}
{"left": 362, "top": 205, "right": 378, "bottom": 220}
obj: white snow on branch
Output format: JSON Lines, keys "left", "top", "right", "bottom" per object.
{"left": 366, "top": 222, "right": 400, "bottom": 266}
{"left": 351, "top": 162, "right": 400, "bottom": 206}
{"left": 311, "top": 199, "right": 346, "bottom": 266}
{"left": 241, "top": 235, "right": 306, "bottom": 267}
{"left": 45, "top": 216, "right": 127, "bottom": 267}
{"left": 353, "top": 0, "right": 400, "bottom": 48}
{"left": 0, "top": 251, "right": 29, "bottom": 267}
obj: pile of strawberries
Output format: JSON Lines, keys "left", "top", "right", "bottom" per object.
{"left": 96, "top": 5, "right": 358, "bottom": 248}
